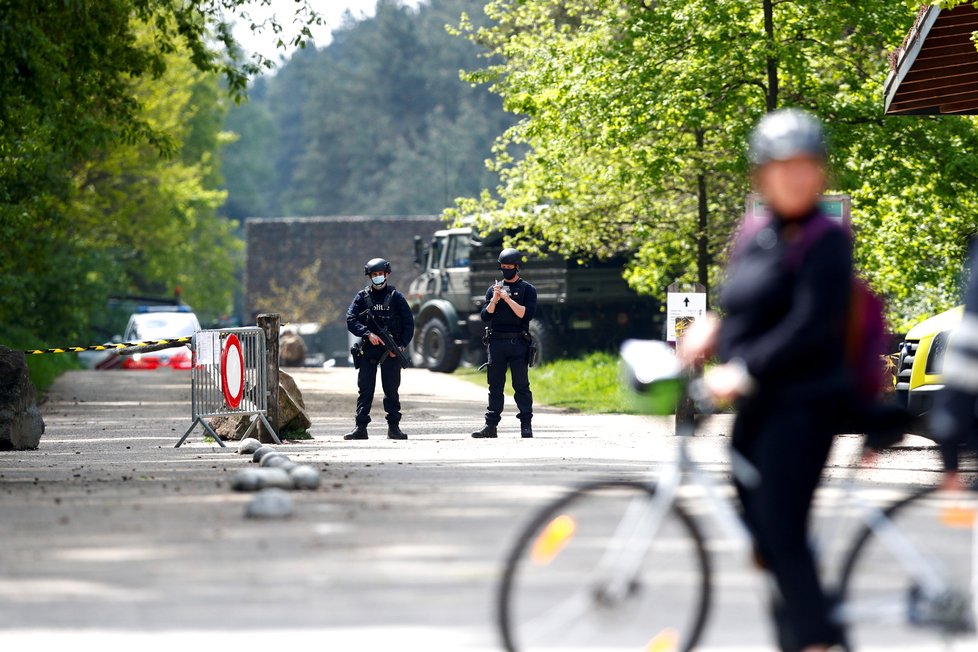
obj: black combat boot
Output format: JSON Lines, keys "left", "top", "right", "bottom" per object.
{"left": 471, "top": 424, "right": 498, "bottom": 439}
{"left": 343, "top": 425, "right": 368, "bottom": 440}
{"left": 520, "top": 421, "right": 533, "bottom": 438}
{"left": 387, "top": 423, "right": 407, "bottom": 440}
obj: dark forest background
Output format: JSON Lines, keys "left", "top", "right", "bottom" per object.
{"left": 221, "top": 0, "right": 513, "bottom": 219}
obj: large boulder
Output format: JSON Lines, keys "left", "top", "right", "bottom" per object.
{"left": 279, "top": 331, "right": 307, "bottom": 367}
{"left": 0, "top": 346, "right": 45, "bottom": 450}
{"left": 210, "top": 370, "right": 311, "bottom": 441}
{"left": 278, "top": 370, "right": 312, "bottom": 434}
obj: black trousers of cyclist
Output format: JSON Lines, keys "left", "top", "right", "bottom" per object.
{"left": 355, "top": 346, "right": 401, "bottom": 427}
{"left": 485, "top": 337, "right": 532, "bottom": 425}
{"left": 732, "top": 394, "right": 843, "bottom": 651}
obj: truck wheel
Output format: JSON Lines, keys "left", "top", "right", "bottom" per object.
{"left": 464, "top": 346, "right": 488, "bottom": 368}
{"left": 420, "top": 317, "right": 462, "bottom": 373}
{"left": 529, "top": 319, "right": 557, "bottom": 366}
{"left": 409, "top": 336, "right": 426, "bottom": 369}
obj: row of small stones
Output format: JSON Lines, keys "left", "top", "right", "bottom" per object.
{"left": 232, "top": 438, "right": 322, "bottom": 518}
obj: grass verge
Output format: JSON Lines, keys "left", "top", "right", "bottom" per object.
{"left": 0, "top": 325, "right": 80, "bottom": 394}
{"left": 459, "top": 352, "right": 634, "bottom": 414}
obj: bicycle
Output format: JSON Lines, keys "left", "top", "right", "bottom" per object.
{"left": 497, "top": 339, "right": 977, "bottom": 651}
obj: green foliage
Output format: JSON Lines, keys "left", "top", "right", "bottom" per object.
{"left": 530, "top": 352, "right": 630, "bottom": 413}
{"left": 221, "top": 0, "right": 515, "bottom": 219}
{"left": 0, "top": 1, "right": 316, "bottom": 343}
{"left": 451, "top": 0, "right": 978, "bottom": 332}
{"left": 69, "top": 42, "right": 241, "bottom": 328}
{"left": 0, "top": 326, "right": 80, "bottom": 394}
{"left": 462, "top": 352, "right": 633, "bottom": 413}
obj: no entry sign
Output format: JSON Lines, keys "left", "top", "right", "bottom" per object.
{"left": 221, "top": 334, "right": 244, "bottom": 409}
{"left": 177, "top": 327, "right": 279, "bottom": 449}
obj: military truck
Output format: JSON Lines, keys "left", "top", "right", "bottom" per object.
{"left": 406, "top": 227, "right": 659, "bottom": 372}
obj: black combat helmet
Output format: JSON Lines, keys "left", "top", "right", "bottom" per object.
{"left": 498, "top": 248, "right": 522, "bottom": 267}
{"left": 747, "top": 109, "right": 827, "bottom": 167}
{"left": 364, "top": 258, "right": 392, "bottom": 275}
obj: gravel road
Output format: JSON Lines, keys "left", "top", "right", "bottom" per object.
{"left": 0, "top": 367, "right": 961, "bottom": 651}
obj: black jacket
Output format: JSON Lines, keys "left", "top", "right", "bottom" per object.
{"left": 346, "top": 285, "right": 414, "bottom": 347}
{"left": 941, "top": 245, "right": 978, "bottom": 394}
{"left": 932, "top": 246, "right": 978, "bottom": 468}
{"left": 481, "top": 278, "right": 538, "bottom": 333}
{"left": 717, "top": 210, "right": 852, "bottom": 396}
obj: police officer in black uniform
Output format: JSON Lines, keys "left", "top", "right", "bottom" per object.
{"left": 472, "top": 248, "right": 538, "bottom": 439}
{"left": 344, "top": 258, "right": 414, "bottom": 441}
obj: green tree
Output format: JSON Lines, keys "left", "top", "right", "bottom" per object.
{"left": 0, "top": 0, "right": 319, "bottom": 341}
{"left": 69, "top": 42, "right": 240, "bottom": 328}
{"left": 451, "top": 0, "right": 978, "bottom": 331}
{"left": 223, "top": 0, "right": 515, "bottom": 219}
{"left": 221, "top": 79, "right": 277, "bottom": 220}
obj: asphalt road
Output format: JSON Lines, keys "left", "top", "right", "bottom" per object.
{"left": 0, "top": 367, "right": 973, "bottom": 651}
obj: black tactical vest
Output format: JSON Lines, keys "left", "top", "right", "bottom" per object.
{"left": 489, "top": 280, "right": 527, "bottom": 333}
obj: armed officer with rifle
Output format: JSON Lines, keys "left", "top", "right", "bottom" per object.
{"left": 344, "top": 258, "right": 414, "bottom": 441}
{"left": 472, "top": 248, "right": 538, "bottom": 439}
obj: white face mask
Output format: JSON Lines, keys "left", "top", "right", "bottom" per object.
{"left": 371, "top": 274, "right": 387, "bottom": 286}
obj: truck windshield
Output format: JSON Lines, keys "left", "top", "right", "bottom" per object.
{"left": 445, "top": 236, "right": 471, "bottom": 268}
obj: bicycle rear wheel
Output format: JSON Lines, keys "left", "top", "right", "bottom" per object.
{"left": 497, "top": 480, "right": 711, "bottom": 652}
{"left": 837, "top": 485, "right": 977, "bottom": 651}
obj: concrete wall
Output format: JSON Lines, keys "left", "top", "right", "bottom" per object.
{"left": 244, "top": 216, "right": 444, "bottom": 352}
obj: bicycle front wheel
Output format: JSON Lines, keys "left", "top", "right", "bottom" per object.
{"left": 497, "top": 480, "right": 712, "bottom": 652}
{"left": 837, "top": 485, "right": 977, "bottom": 650}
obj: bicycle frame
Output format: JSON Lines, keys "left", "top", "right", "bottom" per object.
{"left": 828, "top": 460, "right": 969, "bottom": 631}
{"left": 839, "top": 463, "right": 950, "bottom": 599}
{"left": 587, "top": 419, "right": 755, "bottom": 604}
{"left": 598, "top": 411, "right": 968, "bottom": 635}
{"left": 504, "top": 344, "right": 977, "bottom": 651}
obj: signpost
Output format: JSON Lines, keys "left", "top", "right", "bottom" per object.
{"left": 666, "top": 283, "right": 707, "bottom": 344}
{"left": 745, "top": 193, "right": 851, "bottom": 227}
{"left": 667, "top": 281, "right": 706, "bottom": 429}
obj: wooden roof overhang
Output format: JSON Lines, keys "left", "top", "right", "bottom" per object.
{"left": 885, "top": 3, "right": 978, "bottom": 115}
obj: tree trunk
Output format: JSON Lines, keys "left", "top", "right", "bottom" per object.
{"left": 763, "top": 0, "right": 779, "bottom": 112}
{"left": 695, "top": 129, "right": 710, "bottom": 293}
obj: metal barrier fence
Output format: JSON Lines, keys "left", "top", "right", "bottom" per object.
{"left": 176, "top": 327, "right": 280, "bottom": 448}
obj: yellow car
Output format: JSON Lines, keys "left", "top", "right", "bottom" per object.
{"left": 894, "top": 306, "right": 963, "bottom": 416}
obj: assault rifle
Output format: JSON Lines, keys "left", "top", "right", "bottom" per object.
{"left": 358, "top": 308, "right": 412, "bottom": 369}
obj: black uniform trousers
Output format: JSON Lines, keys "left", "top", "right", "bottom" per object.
{"left": 732, "top": 393, "right": 843, "bottom": 651}
{"left": 485, "top": 336, "right": 532, "bottom": 426}
{"left": 355, "top": 345, "right": 401, "bottom": 427}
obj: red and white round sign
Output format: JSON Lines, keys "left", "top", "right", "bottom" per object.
{"left": 221, "top": 334, "right": 244, "bottom": 409}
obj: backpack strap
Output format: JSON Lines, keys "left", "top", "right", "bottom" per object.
{"left": 731, "top": 215, "right": 769, "bottom": 261}
{"left": 362, "top": 287, "right": 396, "bottom": 311}
{"left": 733, "top": 211, "right": 849, "bottom": 271}
{"left": 361, "top": 287, "right": 376, "bottom": 310}
{"left": 784, "top": 213, "right": 848, "bottom": 271}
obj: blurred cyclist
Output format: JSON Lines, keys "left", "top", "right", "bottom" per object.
{"left": 931, "top": 248, "right": 978, "bottom": 489}
{"left": 681, "top": 109, "right": 850, "bottom": 652}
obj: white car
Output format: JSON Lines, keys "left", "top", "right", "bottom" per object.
{"left": 119, "top": 307, "right": 201, "bottom": 370}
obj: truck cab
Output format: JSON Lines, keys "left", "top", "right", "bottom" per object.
{"left": 407, "top": 228, "right": 478, "bottom": 372}
{"left": 894, "top": 305, "right": 963, "bottom": 416}
{"left": 407, "top": 225, "right": 661, "bottom": 374}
